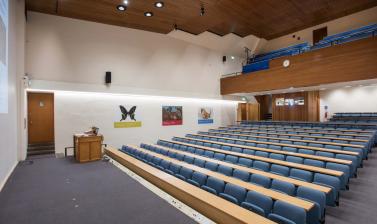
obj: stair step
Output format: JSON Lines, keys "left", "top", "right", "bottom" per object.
{"left": 27, "top": 149, "right": 55, "bottom": 156}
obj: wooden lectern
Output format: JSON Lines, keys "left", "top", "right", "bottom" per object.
{"left": 74, "top": 134, "right": 103, "bottom": 163}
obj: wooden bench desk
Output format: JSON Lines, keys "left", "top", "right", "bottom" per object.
{"left": 186, "top": 135, "right": 355, "bottom": 164}
{"left": 162, "top": 139, "right": 344, "bottom": 177}
{"left": 105, "top": 146, "right": 275, "bottom": 224}
{"left": 206, "top": 131, "right": 365, "bottom": 148}
{"left": 150, "top": 144, "right": 331, "bottom": 194}
{"left": 129, "top": 145, "right": 314, "bottom": 211}
{"left": 211, "top": 129, "right": 369, "bottom": 143}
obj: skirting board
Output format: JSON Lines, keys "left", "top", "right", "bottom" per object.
{"left": 0, "top": 162, "right": 18, "bottom": 192}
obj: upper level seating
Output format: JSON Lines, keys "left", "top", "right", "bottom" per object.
{"left": 330, "top": 112, "right": 377, "bottom": 123}
{"left": 242, "top": 23, "right": 377, "bottom": 74}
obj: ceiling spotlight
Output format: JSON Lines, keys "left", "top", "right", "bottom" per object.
{"left": 155, "top": 2, "right": 164, "bottom": 8}
{"left": 123, "top": 0, "right": 129, "bottom": 5}
{"left": 200, "top": 6, "right": 205, "bottom": 16}
{"left": 117, "top": 5, "right": 127, "bottom": 11}
{"left": 144, "top": 12, "right": 153, "bottom": 17}
{"left": 231, "top": 56, "right": 235, "bottom": 60}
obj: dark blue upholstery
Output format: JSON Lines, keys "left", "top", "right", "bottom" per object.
{"left": 241, "top": 191, "right": 273, "bottom": 217}
{"left": 201, "top": 176, "right": 225, "bottom": 195}
{"left": 219, "top": 183, "right": 247, "bottom": 205}
{"left": 268, "top": 200, "right": 306, "bottom": 224}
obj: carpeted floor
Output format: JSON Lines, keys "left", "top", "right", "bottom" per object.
{"left": 0, "top": 156, "right": 196, "bottom": 224}
{"left": 1, "top": 150, "right": 377, "bottom": 224}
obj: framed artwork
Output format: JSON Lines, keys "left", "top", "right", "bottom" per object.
{"left": 162, "top": 106, "right": 183, "bottom": 126}
{"left": 198, "top": 107, "right": 213, "bottom": 124}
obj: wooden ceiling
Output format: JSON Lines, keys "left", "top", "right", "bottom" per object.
{"left": 26, "top": 0, "right": 377, "bottom": 39}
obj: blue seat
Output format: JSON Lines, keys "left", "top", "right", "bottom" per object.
{"left": 218, "top": 165, "right": 233, "bottom": 176}
{"left": 257, "top": 144, "right": 268, "bottom": 148}
{"left": 253, "top": 161, "right": 270, "bottom": 171}
{"left": 214, "top": 153, "right": 226, "bottom": 161}
{"left": 238, "top": 158, "right": 253, "bottom": 167}
{"left": 201, "top": 177, "right": 225, "bottom": 195}
{"left": 212, "top": 144, "right": 222, "bottom": 149}
{"left": 222, "top": 145, "right": 231, "bottom": 151}
{"left": 167, "top": 163, "right": 181, "bottom": 175}
{"left": 241, "top": 191, "right": 273, "bottom": 217}
{"left": 187, "top": 172, "right": 208, "bottom": 187}
{"left": 246, "top": 142, "right": 256, "bottom": 147}
{"left": 326, "top": 162, "right": 350, "bottom": 190}
{"left": 294, "top": 141, "right": 307, "bottom": 146}
{"left": 193, "top": 158, "right": 205, "bottom": 167}
{"left": 289, "top": 168, "right": 313, "bottom": 182}
{"left": 270, "top": 164, "right": 290, "bottom": 176}
{"left": 194, "top": 148, "right": 204, "bottom": 155}
{"left": 313, "top": 173, "right": 340, "bottom": 206}
{"left": 219, "top": 183, "right": 247, "bottom": 205}
{"left": 282, "top": 147, "right": 297, "bottom": 153}
{"left": 184, "top": 155, "right": 194, "bottom": 164}
{"left": 298, "top": 149, "right": 315, "bottom": 155}
{"left": 225, "top": 155, "right": 238, "bottom": 164}
{"left": 335, "top": 154, "right": 358, "bottom": 175}
{"left": 175, "top": 167, "right": 193, "bottom": 180}
{"left": 232, "top": 169, "right": 250, "bottom": 181}
{"left": 325, "top": 145, "right": 342, "bottom": 150}
{"left": 176, "top": 153, "right": 185, "bottom": 161}
{"left": 268, "top": 200, "right": 306, "bottom": 224}
{"left": 308, "top": 143, "right": 323, "bottom": 148}
{"left": 269, "top": 153, "right": 285, "bottom": 161}
{"left": 286, "top": 156, "right": 304, "bottom": 164}
{"left": 250, "top": 174, "right": 271, "bottom": 188}
{"left": 204, "top": 150, "right": 215, "bottom": 158}
{"left": 160, "top": 160, "right": 171, "bottom": 170}
{"left": 268, "top": 145, "right": 282, "bottom": 150}
{"left": 304, "top": 159, "right": 325, "bottom": 168}
{"left": 204, "top": 161, "right": 218, "bottom": 171}
{"left": 231, "top": 147, "right": 243, "bottom": 153}
{"left": 271, "top": 179, "right": 296, "bottom": 196}
{"left": 255, "top": 151, "right": 269, "bottom": 158}
{"left": 167, "top": 151, "right": 176, "bottom": 158}
{"left": 243, "top": 149, "right": 255, "bottom": 155}
{"left": 316, "top": 151, "right": 334, "bottom": 158}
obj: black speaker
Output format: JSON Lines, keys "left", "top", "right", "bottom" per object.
{"left": 105, "top": 72, "right": 111, "bottom": 84}
{"left": 222, "top": 56, "right": 226, "bottom": 62}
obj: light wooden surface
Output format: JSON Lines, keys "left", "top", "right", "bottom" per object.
{"left": 220, "top": 37, "right": 377, "bottom": 94}
{"left": 211, "top": 129, "right": 369, "bottom": 143}
{"left": 129, "top": 145, "right": 315, "bottom": 211}
{"left": 220, "top": 126, "right": 372, "bottom": 137}
{"left": 187, "top": 135, "right": 356, "bottom": 163}
{"left": 151, "top": 143, "right": 331, "bottom": 194}
{"left": 105, "top": 146, "right": 276, "bottom": 224}
{"left": 74, "top": 134, "right": 103, "bottom": 163}
{"left": 206, "top": 131, "right": 364, "bottom": 148}
{"left": 163, "top": 139, "right": 344, "bottom": 177}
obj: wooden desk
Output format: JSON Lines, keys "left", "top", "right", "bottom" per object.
{"left": 186, "top": 135, "right": 356, "bottom": 163}
{"left": 150, "top": 144, "right": 331, "bottom": 194}
{"left": 105, "top": 146, "right": 276, "bottom": 224}
{"left": 212, "top": 129, "right": 369, "bottom": 143}
{"left": 163, "top": 139, "right": 344, "bottom": 177}
{"left": 206, "top": 131, "right": 364, "bottom": 148}
{"left": 74, "top": 134, "right": 103, "bottom": 163}
{"left": 130, "top": 145, "right": 314, "bottom": 211}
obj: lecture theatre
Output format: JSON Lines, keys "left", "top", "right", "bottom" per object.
{"left": 1, "top": 1, "right": 377, "bottom": 224}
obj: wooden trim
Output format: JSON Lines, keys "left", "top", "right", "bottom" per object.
{"left": 163, "top": 139, "right": 344, "bottom": 177}
{"left": 105, "top": 146, "right": 276, "bottom": 224}
{"left": 129, "top": 145, "right": 314, "bottom": 211}
{"left": 150, "top": 144, "right": 331, "bottom": 194}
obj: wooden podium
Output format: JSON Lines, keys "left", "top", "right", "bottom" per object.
{"left": 74, "top": 134, "right": 103, "bottom": 163}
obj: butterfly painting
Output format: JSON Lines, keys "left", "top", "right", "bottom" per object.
{"left": 119, "top": 105, "right": 137, "bottom": 121}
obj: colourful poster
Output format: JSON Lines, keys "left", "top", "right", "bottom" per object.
{"left": 198, "top": 107, "right": 213, "bottom": 124}
{"left": 162, "top": 106, "right": 183, "bottom": 126}
{"left": 114, "top": 105, "right": 142, "bottom": 128}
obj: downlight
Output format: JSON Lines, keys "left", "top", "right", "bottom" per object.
{"left": 155, "top": 2, "right": 164, "bottom": 8}
{"left": 144, "top": 12, "right": 153, "bottom": 17}
{"left": 117, "top": 5, "right": 127, "bottom": 11}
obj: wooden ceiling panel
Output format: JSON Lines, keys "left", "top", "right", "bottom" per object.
{"left": 26, "top": 0, "right": 377, "bottom": 39}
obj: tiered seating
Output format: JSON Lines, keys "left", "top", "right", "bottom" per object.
{"left": 330, "top": 112, "right": 377, "bottom": 123}
{"left": 105, "top": 119, "right": 376, "bottom": 224}
{"left": 243, "top": 23, "right": 377, "bottom": 74}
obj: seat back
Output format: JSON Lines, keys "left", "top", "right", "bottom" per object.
{"left": 271, "top": 179, "right": 296, "bottom": 196}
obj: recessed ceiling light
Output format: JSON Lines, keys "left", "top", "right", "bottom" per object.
{"left": 123, "top": 0, "right": 129, "bottom": 5}
{"left": 117, "top": 5, "right": 127, "bottom": 11}
{"left": 144, "top": 12, "right": 153, "bottom": 17}
{"left": 231, "top": 56, "right": 235, "bottom": 60}
{"left": 155, "top": 2, "right": 164, "bottom": 8}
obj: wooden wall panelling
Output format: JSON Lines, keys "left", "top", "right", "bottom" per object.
{"left": 221, "top": 38, "right": 377, "bottom": 94}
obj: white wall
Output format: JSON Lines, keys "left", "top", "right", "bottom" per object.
{"left": 320, "top": 85, "right": 377, "bottom": 121}
{"left": 25, "top": 12, "right": 240, "bottom": 155}
{"left": 0, "top": 0, "right": 25, "bottom": 191}
{"left": 260, "top": 6, "right": 377, "bottom": 53}
{"left": 51, "top": 90, "right": 236, "bottom": 155}
{"left": 26, "top": 12, "right": 242, "bottom": 97}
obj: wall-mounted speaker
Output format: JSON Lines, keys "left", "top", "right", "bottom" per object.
{"left": 222, "top": 56, "right": 226, "bottom": 62}
{"left": 105, "top": 71, "right": 111, "bottom": 84}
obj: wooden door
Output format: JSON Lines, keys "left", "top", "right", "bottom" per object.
{"left": 313, "top": 27, "right": 328, "bottom": 45}
{"left": 247, "top": 103, "right": 260, "bottom": 121}
{"left": 28, "top": 93, "right": 54, "bottom": 144}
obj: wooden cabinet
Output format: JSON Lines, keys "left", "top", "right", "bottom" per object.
{"left": 74, "top": 134, "right": 103, "bottom": 163}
